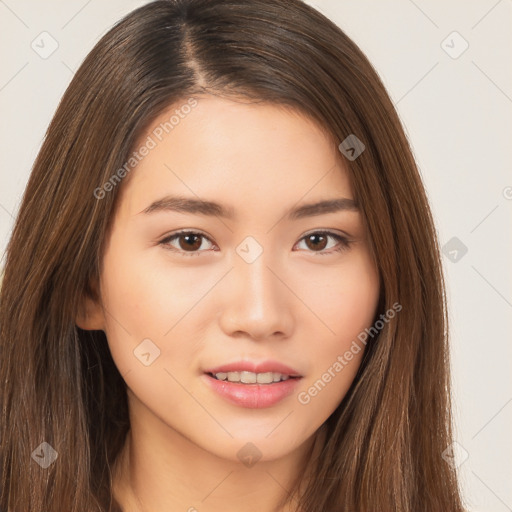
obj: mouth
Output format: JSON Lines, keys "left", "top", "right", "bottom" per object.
{"left": 207, "top": 370, "right": 301, "bottom": 384}
{"left": 202, "top": 362, "right": 303, "bottom": 408}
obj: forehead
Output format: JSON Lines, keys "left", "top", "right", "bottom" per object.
{"left": 115, "top": 95, "right": 353, "bottom": 219}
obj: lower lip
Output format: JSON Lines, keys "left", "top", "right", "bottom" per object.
{"left": 203, "top": 373, "right": 302, "bottom": 409}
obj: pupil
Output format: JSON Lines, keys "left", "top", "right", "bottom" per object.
{"left": 178, "top": 234, "right": 329, "bottom": 252}
{"left": 181, "top": 234, "right": 201, "bottom": 250}
{"left": 307, "top": 234, "right": 326, "bottom": 251}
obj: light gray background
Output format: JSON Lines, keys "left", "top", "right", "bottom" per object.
{"left": 0, "top": 1, "right": 511, "bottom": 510}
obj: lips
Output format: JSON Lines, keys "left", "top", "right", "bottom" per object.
{"left": 204, "top": 360, "right": 302, "bottom": 377}
{"left": 202, "top": 360, "right": 303, "bottom": 408}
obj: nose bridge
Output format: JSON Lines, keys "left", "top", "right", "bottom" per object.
{"left": 219, "top": 236, "right": 293, "bottom": 339}
{"left": 234, "top": 233, "right": 277, "bottom": 295}
{"left": 236, "top": 240, "right": 281, "bottom": 310}
{"left": 239, "top": 249, "right": 275, "bottom": 301}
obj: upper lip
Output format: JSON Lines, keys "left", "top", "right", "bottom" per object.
{"left": 204, "top": 360, "right": 302, "bottom": 377}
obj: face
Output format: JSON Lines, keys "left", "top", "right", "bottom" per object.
{"left": 79, "top": 95, "right": 380, "bottom": 463}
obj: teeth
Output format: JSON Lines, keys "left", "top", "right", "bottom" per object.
{"left": 256, "top": 372, "right": 272, "bottom": 384}
{"left": 241, "top": 371, "right": 257, "bottom": 383}
{"left": 213, "top": 371, "right": 292, "bottom": 384}
{"left": 227, "top": 371, "right": 240, "bottom": 382}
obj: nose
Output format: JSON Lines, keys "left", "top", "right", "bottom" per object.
{"left": 218, "top": 250, "right": 294, "bottom": 341}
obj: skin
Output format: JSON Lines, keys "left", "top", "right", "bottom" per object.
{"left": 77, "top": 95, "right": 380, "bottom": 512}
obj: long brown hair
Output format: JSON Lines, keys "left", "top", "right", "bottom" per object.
{"left": 0, "top": 0, "right": 466, "bottom": 510}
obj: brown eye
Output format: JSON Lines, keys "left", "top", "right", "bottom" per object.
{"left": 177, "top": 233, "right": 202, "bottom": 251}
{"left": 160, "top": 231, "right": 215, "bottom": 256}
{"left": 296, "top": 231, "right": 352, "bottom": 255}
{"left": 160, "top": 230, "right": 351, "bottom": 257}
{"left": 304, "top": 233, "right": 328, "bottom": 251}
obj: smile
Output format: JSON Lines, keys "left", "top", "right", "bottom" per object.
{"left": 203, "top": 372, "right": 302, "bottom": 408}
{"left": 209, "top": 370, "right": 294, "bottom": 384}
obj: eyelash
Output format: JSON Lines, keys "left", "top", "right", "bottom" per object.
{"left": 158, "top": 230, "right": 353, "bottom": 257}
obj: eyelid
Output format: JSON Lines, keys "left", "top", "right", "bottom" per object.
{"left": 295, "top": 230, "right": 353, "bottom": 255}
{"left": 158, "top": 229, "right": 353, "bottom": 256}
{"left": 159, "top": 229, "right": 217, "bottom": 256}
{"left": 300, "top": 227, "right": 351, "bottom": 240}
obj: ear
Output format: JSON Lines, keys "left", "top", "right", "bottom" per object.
{"left": 75, "top": 276, "right": 106, "bottom": 331}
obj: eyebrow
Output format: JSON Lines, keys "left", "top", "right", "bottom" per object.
{"left": 139, "top": 195, "right": 359, "bottom": 220}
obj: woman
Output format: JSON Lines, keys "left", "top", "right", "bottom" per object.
{"left": 0, "top": 0, "right": 466, "bottom": 510}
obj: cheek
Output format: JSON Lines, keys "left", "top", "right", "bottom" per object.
{"left": 298, "top": 250, "right": 380, "bottom": 340}
{"left": 98, "top": 240, "right": 169, "bottom": 372}
{"left": 100, "top": 241, "right": 193, "bottom": 336}
{"left": 335, "top": 259, "right": 380, "bottom": 334}
{"left": 98, "top": 240, "right": 216, "bottom": 375}
{"left": 294, "top": 250, "right": 379, "bottom": 409}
